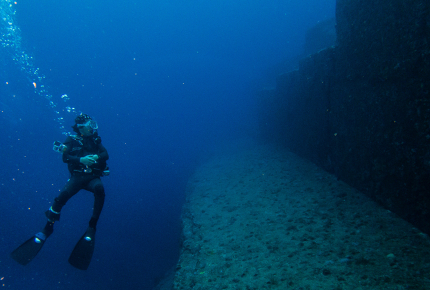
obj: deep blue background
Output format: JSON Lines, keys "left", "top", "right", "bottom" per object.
{"left": 1, "top": 1, "right": 335, "bottom": 289}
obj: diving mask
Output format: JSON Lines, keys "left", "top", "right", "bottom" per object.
{"left": 77, "top": 119, "right": 98, "bottom": 130}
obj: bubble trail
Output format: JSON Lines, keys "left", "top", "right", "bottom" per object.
{"left": 1, "top": 0, "right": 77, "bottom": 135}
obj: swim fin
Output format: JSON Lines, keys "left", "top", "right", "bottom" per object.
{"left": 10, "top": 232, "right": 48, "bottom": 265}
{"left": 68, "top": 227, "right": 96, "bottom": 270}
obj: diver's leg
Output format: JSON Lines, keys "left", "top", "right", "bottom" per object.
{"left": 85, "top": 178, "right": 105, "bottom": 229}
{"left": 41, "top": 221, "right": 55, "bottom": 238}
{"left": 45, "top": 176, "right": 86, "bottom": 222}
{"left": 38, "top": 177, "right": 81, "bottom": 240}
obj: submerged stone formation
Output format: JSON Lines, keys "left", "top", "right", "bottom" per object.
{"left": 258, "top": 0, "right": 430, "bottom": 235}
{"left": 171, "top": 144, "right": 430, "bottom": 289}
{"left": 165, "top": 2, "right": 430, "bottom": 289}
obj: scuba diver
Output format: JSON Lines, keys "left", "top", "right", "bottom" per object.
{"left": 11, "top": 113, "right": 109, "bottom": 270}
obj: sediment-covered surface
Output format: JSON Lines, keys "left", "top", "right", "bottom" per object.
{"left": 173, "top": 144, "right": 430, "bottom": 290}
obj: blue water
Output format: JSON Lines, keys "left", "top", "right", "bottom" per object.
{"left": 0, "top": 1, "right": 335, "bottom": 289}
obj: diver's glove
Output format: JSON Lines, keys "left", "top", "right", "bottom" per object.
{"left": 80, "top": 155, "right": 98, "bottom": 166}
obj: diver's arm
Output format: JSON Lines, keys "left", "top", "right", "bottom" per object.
{"left": 62, "top": 136, "right": 81, "bottom": 164}
{"left": 97, "top": 143, "right": 109, "bottom": 162}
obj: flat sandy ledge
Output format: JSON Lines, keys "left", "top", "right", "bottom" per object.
{"left": 172, "top": 144, "right": 430, "bottom": 290}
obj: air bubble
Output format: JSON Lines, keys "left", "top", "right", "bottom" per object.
{"left": 1, "top": 0, "right": 78, "bottom": 135}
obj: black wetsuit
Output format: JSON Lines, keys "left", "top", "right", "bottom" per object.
{"left": 51, "top": 133, "right": 109, "bottom": 227}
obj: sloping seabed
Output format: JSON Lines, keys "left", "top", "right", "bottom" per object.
{"left": 173, "top": 144, "right": 430, "bottom": 290}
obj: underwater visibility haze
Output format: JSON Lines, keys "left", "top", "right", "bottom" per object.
{"left": 0, "top": 0, "right": 335, "bottom": 289}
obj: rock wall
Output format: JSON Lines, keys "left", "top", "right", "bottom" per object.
{"left": 258, "top": 0, "right": 430, "bottom": 234}
{"left": 303, "top": 18, "right": 336, "bottom": 57}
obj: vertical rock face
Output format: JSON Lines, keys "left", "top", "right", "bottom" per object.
{"left": 303, "top": 18, "right": 336, "bottom": 57}
{"left": 336, "top": 0, "right": 430, "bottom": 82}
{"left": 258, "top": 0, "right": 430, "bottom": 234}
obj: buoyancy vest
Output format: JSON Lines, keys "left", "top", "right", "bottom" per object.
{"left": 64, "top": 134, "right": 107, "bottom": 176}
